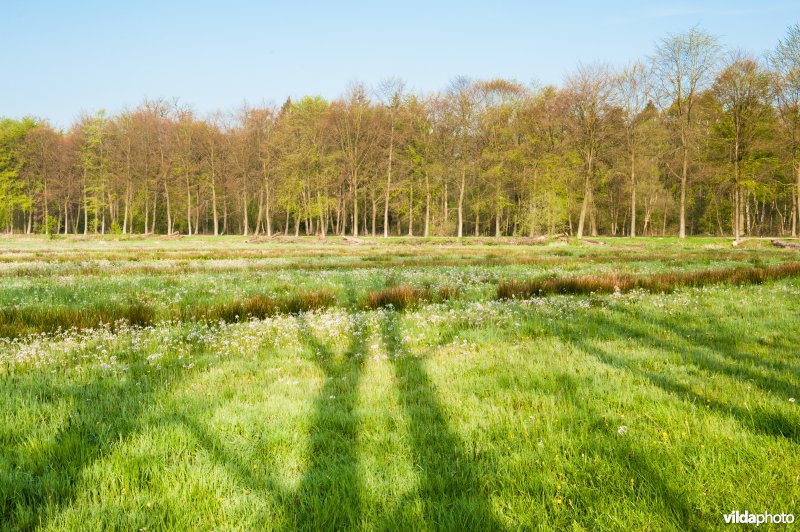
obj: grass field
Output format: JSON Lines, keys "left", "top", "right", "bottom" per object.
{"left": 1, "top": 235, "right": 799, "bottom": 530}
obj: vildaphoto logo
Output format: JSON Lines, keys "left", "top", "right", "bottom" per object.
{"left": 723, "top": 511, "right": 794, "bottom": 526}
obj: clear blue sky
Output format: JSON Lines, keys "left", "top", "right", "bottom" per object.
{"left": 5, "top": 0, "right": 799, "bottom": 127}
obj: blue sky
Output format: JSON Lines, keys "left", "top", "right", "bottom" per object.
{"left": 4, "top": 0, "right": 799, "bottom": 127}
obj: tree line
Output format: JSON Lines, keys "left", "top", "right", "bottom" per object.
{"left": 1, "top": 26, "right": 799, "bottom": 239}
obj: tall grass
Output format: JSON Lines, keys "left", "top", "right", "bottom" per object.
{"left": 193, "top": 289, "right": 338, "bottom": 322}
{"left": 365, "top": 285, "right": 460, "bottom": 310}
{"left": 0, "top": 301, "right": 154, "bottom": 338}
{"left": 0, "top": 290, "right": 339, "bottom": 337}
{"left": 497, "top": 261, "right": 800, "bottom": 299}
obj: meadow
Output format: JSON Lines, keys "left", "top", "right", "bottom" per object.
{"left": 0, "top": 235, "right": 798, "bottom": 530}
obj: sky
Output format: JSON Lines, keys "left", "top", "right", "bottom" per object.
{"left": 4, "top": 0, "right": 799, "bottom": 128}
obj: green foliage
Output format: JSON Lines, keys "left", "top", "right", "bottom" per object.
{"left": 38, "top": 214, "right": 58, "bottom": 235}
{"left": 0, "top": 118, "right": 36, "bottom": 226}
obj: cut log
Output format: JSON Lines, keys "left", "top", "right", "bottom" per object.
{"left": 582, "top": 239, "right": 606, "bottom": 246}
{"left": 246, "top": 232, "right": 282, "bottom": 243}
{"left": 771, "top": 239, "right": 800, "bottom": 250}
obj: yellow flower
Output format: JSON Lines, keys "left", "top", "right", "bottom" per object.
{"left": 553, "top": 497, "right": 564, "bottom": 505}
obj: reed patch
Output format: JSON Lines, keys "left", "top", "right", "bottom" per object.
{"left": 497, "top": 261, "right": 800, "bottom": 299}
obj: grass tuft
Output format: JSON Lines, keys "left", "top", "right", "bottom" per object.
{"left": 497, "top": 261, "right": 800, "bottom": 299}
{"left": 197, "top": 289, "right": 338, "bottom": 322}
{"left": 366, "top": 285, "right": 427, "bottom": 310}
{"left": 366, "top": 285, "right": 459, "bottom": 310}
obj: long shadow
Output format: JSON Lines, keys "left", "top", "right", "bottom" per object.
{"left": 599, "top": 305, "right": 800, "bottom": 404}
{"left": 613, "top": 304, "right": 800, "bottom": 386}
{"left": 165, "top": 410, "right": 285, "bottom": 497}
{"left": 552, "top": 372, "right": 701, "bottom": 530}
{"left": 287, "top": 312, "right": 369, "bottom": 530}
{"left": 546, "top": 313, "right": 800, "bottom": 443}
{"left": 0, "top": 361, "right": 185, "bottom": 531}
{"left": 380, "top": 310, "right": 503, "bottom": 531}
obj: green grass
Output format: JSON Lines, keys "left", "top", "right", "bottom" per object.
{"left": 0, "top": 236, "right": 798, "bottom": 530}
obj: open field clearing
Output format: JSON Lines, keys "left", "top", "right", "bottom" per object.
{"left": 1, "top": 236, "right": 799, "bottom": 530}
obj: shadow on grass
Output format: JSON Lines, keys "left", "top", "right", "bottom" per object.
{"left": 166, "top": 410, "right": 286, "bottom": 499}
{"left": 287, "top": 312, "right": 369, "bottom": 530}
{"left": 546, "top": 307, "right": 799, "bottom": 444}
{"left": 0, "top": 363, "right": 184, "bottom": 530}
{"left": 552, "top": 373, "right": 700, "bottom": 530}
{"left": 379, "top": 310, "right": 503, "bottom": 531}
{"left": 613, "top": 304, "right": 800, "bottom": 389}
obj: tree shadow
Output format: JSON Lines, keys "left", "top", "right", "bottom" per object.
{"left": 132, "top": 406, "right": 292, "bottom": 529}
{"left": 545, "top": 311, "right": 799, "bottom": 443}
{"left": 380, "top": 310, "right": 503, "bottom": 531}
{"left": 613, "top": 304, "right": 800, "bottom": 388}
{"left": 551, "top": 373, "right": 701, "bottom": 530}
{"left": 0, "top": 362, "right": 185, "bottom": 530}
{"left": 287, "top": 311, "right": 369, "bottom": 530}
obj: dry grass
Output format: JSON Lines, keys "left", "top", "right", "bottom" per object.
{"left": 197, "top": 289, "right": 338, "bottom": 322}
{"left": 365, "top": 285, "right": 459, "bottom": 310}
{"left": 497, "top": 262, "right": 800, "bottom": 299}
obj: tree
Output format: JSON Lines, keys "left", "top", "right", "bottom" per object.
{"left": 0, "top": 118, "right": 36, "bottom": 232}
{"left": 565, "top": 63, "right": 615, "bottom": 239}
{"left": 332, "top": 84, "right": 375, "bottom": 237}
{"left": 615, "top": 61, "right": 654, "bottom": 237}
{"left": 770, "top": 24, "right": 800, "bottom": 235}
{"left": 653, "top": 28, "right": 720, "bottom": 237}
{"left": 376, "top": 78, "right": 407, "bottom": 237}
{"left": 712, "top": 53, "right": 772, "bottom": 239}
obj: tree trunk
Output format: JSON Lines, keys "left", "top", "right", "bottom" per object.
{"left": 371, "top": 189, "right": 377, "bottom": 237}
{"left": 265, "top": 182, "right": 272, "bottom": 237}
{"left": 679, "top": 144, "right": 688, "bottom": 238}
{"left": 407, "top": 181, "right": 413, "bottom": 236}
{"left": 164, "top": 179, "right": 172, "bottom": 234}
{"left": 630, "top": 153, "right": 636, "bottom": 238}
{"left": 242, "top": 189, "right": 249, "bottom": 236}
{"left": 186, "top": 173, "right": 192, "bottom": 235}
{"left": 254, "top": 186, "right": 264, "bottom": 236}
{"left": 424, "top": 174, "right": 430, "bottom": 238}
{"left": 457, "top": 165, "right": 466, "bottom": 238}
{"left": 383, "top": 122, "right": 394, "bottom": 238}
{"left": 795, "top": 163, "right": 800, "bottom": 237}
{"left": 577, "top": 176, "right": 590, "bottom": 239}
{"left": 441, "top": 181, "right": 448, "bottom": 234}
{"left": 352, "top": 173, "right": 359, "bottom": 237}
